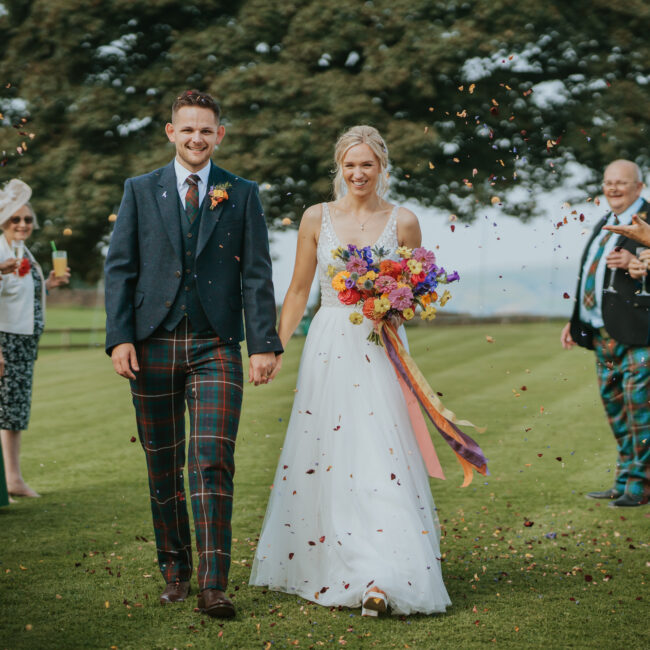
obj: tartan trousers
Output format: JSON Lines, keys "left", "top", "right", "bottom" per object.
{"left": 594, "top": 334, "right": 650, "bottom": 499}
{"left": 130, "top": 320, "right": 243, "bottom": 591}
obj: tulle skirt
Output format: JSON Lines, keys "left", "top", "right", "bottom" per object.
{"left": 249, "top": 306, "right": 451, "bottom": 615}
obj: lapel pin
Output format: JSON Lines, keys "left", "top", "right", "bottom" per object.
{"left": 162, "top": 191, "right": 167, "bottom": 199}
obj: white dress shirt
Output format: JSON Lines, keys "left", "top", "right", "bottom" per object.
{"left": 174, "top": 158, "right": 210, "bottom": 210}
{"left": 579, "top": 196, "right": 645, "bottom": 328}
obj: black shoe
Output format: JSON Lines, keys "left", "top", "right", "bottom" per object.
{"left": 585, "top": 488, "right": 621, "bottom": 500}
{"left": 608, "top": 494, "right": 648, "bottom": 508}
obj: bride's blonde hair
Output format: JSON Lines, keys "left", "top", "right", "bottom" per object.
{"left": 332, "top": 125, "right": 389, "bottom": 200}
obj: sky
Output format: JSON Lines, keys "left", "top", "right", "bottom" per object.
{"left": 269, "top": 163, "right": 648, "bottom": 317}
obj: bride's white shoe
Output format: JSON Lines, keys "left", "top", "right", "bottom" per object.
{"left": 361, "top": 586, "right": 387, "bottom": 617}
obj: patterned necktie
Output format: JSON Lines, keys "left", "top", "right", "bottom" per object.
{"left": 582, "top": 216, "right": 618, "bottom": 310}
{"left": 185, "top": 174, "right": 200, "bottom": 224}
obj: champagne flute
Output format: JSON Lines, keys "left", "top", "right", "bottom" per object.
{"left": 12, "top": 240, "right": 24, "bottom": 260}
{"left": 603, "top": 246, "right": 620, "bottom": 294}
{"left": 635, "top": 247, "right": 650, "bottom": 296}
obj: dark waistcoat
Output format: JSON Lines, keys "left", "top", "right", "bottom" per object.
{"left": 162, "top": 196, "right": 212, "bottom": 333}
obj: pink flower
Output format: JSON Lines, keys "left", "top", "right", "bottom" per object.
{"left": 413, "top": 247, "right": 436, "bottom": 271}
{"left": 375, "top": 275, "right": 397, "bottom": 292}
{"left": 346, "top": 257, "right": 368, "bottom": 274}
{"left": 388, "top": 285, "right": 413, "bottom": 310}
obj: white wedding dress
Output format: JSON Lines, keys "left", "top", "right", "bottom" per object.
{"left": 249, "top": 204, "right": 451, "bottom": 615}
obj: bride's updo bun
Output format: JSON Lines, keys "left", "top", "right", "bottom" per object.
{"left": 333, "top": 125, "right": 389, "bottom": 200}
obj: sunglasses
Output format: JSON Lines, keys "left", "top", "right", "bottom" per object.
{"left": 9, "top": 215, "right": 33, "bottom": 224}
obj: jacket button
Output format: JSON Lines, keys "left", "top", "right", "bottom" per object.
{"left": 165, "top": 300, "right": 171, "bottom": 307}
{"left": 187, "top": 232, "right": 193, "bottom": 238}
{"left": 180, "top": 304, "right": 186, "bottom": 310}
{"left": 175, "top": 270, "right": 181, "bottom": 278}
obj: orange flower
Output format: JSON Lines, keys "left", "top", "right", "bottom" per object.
{"left": 210, "top": 189, "right": 228, "bottom": 208}
{"left": 379, "top": 260, "right": 402, "bottom": 279}
{"left": 362, "top": 298, "right": 377, "bottom": 319}
{"left": 338, "top": 288, "right": 361, "bottom": 305}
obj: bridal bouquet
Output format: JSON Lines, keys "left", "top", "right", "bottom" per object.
{"left": 330, "top": 244, "right": 459, "bottom": 343}
{"left": 331, "top": 244, "right": 488, "bottom": 488}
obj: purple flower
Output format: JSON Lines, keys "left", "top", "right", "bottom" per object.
{"left": 445, "top": 270, "right": 460, "bottom": 283}
{"left": 345, "top": 276, "right": 357, "bottom": 289}
{"left": 414, "top": 269, "right": 439, "bottom": 295}
{"left": 346, "top": 257, "right": 368, "bottom": 274}
{"left": 388, "top": 286, "right": 414, "bottom": 310}
{"left": 375, "top": 276, "right": 398, "bottom": 292}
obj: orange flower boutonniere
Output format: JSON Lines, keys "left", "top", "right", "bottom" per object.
{"left": 209, "top": 182, "right": 232, "bottom": 209}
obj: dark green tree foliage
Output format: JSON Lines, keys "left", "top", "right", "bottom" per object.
{"left": 0, "top": 0, "right": 649, "bottom": 280}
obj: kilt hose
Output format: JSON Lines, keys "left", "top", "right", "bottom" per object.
{"left": 130, "top": 319, "right": 243, "bottom": 591}
{"left": 594, "top": 334, "right": 650, "bottom": 500}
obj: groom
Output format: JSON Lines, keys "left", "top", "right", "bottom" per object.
{"left": 105, "top": 90, "right": 282, "bottom": 617}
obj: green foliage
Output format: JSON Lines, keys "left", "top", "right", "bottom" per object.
{"left": 1, "top": 322, "right": 648, "bottom": 648}
{"left": 1, "top": 0, "right": 649, "bottom": 280}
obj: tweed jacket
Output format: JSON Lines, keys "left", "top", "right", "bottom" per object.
{"left": 104, "top": 160, "right": 282, "bottom": 356}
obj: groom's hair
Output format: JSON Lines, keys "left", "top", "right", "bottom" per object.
{"left": 172, "top": 90, "right": 221, "bottom": 122}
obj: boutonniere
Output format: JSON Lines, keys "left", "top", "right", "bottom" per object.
{"left": 17, "top": 257, "right": 31, "bottom": 277}
{"left": 208, "top": 182, "right": 231, "bottom": 209}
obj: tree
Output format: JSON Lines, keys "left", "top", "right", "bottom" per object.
{"left": 1, "top": 0, "right": 649, "bottom": 280}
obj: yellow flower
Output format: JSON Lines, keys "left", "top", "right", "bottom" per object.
{"left": 402, "top": 308, "right": 415, "bottom": 320}
{"left": 374, "top": 297, "right": 391, "bottom": 315}
{"left": 327, "top": 264, "right": 336, "bottom": 278}
{"left": 440, "top": 290, "right": 452, "bottom": 307}
{"left": 407, "top": 259, "right": 423, "bottom": 274}
{"left": 396, "top": 246, "right": 413, "bottom": 259}
{"left": 421, "top": 306, "right": 437, "bottom": 321}
{"left": 331, "top": 247, "right": 345, "bottom": 259}
{"left": 349, "top": 312, "right": 363, "bottom": 325}
{"left": 420, "top": 293, "right": 432, "bottom": 306}
{"left": 364, "top": 270, "right": 378, "bottom": 281}
{"left": 332, "top": 270, "right": 350, "bottom": 291}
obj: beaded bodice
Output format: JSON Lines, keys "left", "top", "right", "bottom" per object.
{"left": 316, "top": 202, "right": 399, "bottom": 308}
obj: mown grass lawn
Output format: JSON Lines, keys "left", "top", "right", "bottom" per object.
{"left": 1, "top": 321, "right": 648, "bottom": 649}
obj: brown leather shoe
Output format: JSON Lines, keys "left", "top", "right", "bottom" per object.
{"left": 160, "top": 581, "right": 190, "bottom": 605}
{"left": 197, "top": 589, "right": 235, "bottom": 618}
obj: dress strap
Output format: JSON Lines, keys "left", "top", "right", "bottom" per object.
{"left": 319, "top": 202, "right": 339, "bottom": 248}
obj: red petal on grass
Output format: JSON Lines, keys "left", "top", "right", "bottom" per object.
{"left": 289, "top": 553, "right": 294, "bottom": 559}
{"left": 130, "top": 436, "right": 136, "bottom": 443}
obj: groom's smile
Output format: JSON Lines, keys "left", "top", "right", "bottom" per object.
{"left": 165, "top": 105, "right": 226, "bottom": 172}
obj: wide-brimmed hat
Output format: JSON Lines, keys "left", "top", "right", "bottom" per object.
{"left": 0, "top": 179, "right": 33, "bottom": 227}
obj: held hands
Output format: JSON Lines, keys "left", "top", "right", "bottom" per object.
{"left": 249, "top": 352, "right": 280, "bottom": 386}
{"left": 111, "top": 343, "right": 140, "bottom": 379}
{"left": 46, "top": 267, "right": 71, "bottom": 290}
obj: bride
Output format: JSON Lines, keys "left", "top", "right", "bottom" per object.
{"left": 249, "top": 125, "right": 451, "bottom": 616}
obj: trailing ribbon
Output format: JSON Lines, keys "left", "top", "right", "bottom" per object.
{"left": 380, "top": 322, "right": 488, "bottom": 487}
